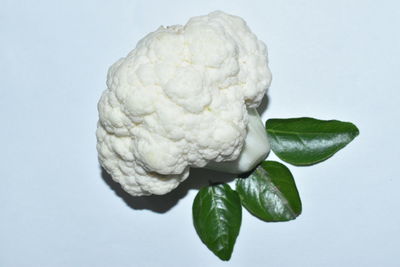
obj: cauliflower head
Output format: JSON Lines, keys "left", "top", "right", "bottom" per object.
{"left": 97, "top": 11, "right": 272, "bottom": 196}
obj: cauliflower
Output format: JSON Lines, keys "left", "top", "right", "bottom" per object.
{"left": 96, "top": 11, "right": 272, "bottom": 196}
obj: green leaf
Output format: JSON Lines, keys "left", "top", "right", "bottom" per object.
{"left": 192, "top": 184, "right": 242, "bottom": 261}
{"left": 266, "top": 117, "right": 359, "bottom": 165}
{"left": 236, "top": 161, "right": 301, "bottom": 222}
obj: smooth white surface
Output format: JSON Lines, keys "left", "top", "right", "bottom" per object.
{"left": 1, "top": 1, "right": 399, "bottom": 266}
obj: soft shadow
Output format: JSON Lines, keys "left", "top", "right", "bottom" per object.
{"left": 257, "top": 94, "right": 270, "bottom": 117}
{"left": 101, "top": 167, "right": 236, "bottom": 213}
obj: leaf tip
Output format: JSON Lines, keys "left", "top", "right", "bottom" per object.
{"left": 216, "top": 251, "right": 232, "bottom": 261}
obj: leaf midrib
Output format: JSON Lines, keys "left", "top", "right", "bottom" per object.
{"left": 268, "top": 128, "right": 351, "bottom": 136}
{"left": 209, "top": 187, "right": 228, "bottom": 247}
{"left": 259, "top": 168, "right": 297, "bottom": 218}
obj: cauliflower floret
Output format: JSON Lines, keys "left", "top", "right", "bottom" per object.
{"left": 97, "top": 11, "right": 272, "bottom": 196}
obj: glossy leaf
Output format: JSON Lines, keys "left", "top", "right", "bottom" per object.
{"left": 266, "top": 118, "right": 359, "bottom": 165}
{"left": 192, "top": 184, "right": 242, "bottom": 261}
{"left": 236, "top": 161, "right": 301, "bottom": 222}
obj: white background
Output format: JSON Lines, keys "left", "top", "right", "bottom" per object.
{"left": 1, "top": 0, "right": 399, "bottom": 266}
